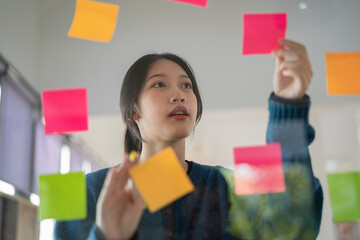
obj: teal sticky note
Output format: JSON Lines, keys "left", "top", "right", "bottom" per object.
{"left": 327, "top": 172, "right": 360, "bottom": 222}
{"left": 39, "top": 172, "right": 87, "bottom": 221}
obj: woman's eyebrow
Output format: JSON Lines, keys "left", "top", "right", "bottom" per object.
{"left": 147, "top": 73, "right": 189, "bottom": 81}
{"left": 179, "top": 74, "right": 190, "bottom": 79}
{"left": 147, "top": 73, "right": 166, "bottom": 81}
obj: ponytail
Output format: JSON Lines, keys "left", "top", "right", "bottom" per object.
{"left": 124, "top": 127, "right": 142, "bottom": 154}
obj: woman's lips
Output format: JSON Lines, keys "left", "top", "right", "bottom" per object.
{"left": 169, "top": 106, "right": 189, "bottom": 116}
{"left": 170, "top": 114, "right": 188, "bottom": 120}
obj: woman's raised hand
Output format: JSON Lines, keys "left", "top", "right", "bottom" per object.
{"left": 96, "top": 153, "right": 144, "bottom": 240}
{"left": 272, "top": 39, "right": 313, "bottom": 100}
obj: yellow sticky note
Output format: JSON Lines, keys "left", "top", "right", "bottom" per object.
{"left": 129, "top": 150, "right": 136, "bottom": 162}
{"left": 129, "top": 147, "right": 194, "bottom": 213}
{"left": 68, "top": 0, "right": 119, "bottom": 42}
{"left": 326, "top": 52, "right": 360, "bottom": 95}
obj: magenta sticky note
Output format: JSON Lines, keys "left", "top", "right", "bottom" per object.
{"left": 167, "top": 0, "right": 208, "bottom": 8}
{"left": 233, "top": 143, "right": 285, "bottom": 195}
{"left": 42, "top": 88, "right": 88, "bottom": 135}
{"left": 242, "top": 13, "right": 287, "bottom": 55}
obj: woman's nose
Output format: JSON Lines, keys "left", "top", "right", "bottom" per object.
{"left": 170, "top": 89, "right": 185, "bottom": 103}
{"left": 172, "top": 97, "right": 185, "bottom": 103}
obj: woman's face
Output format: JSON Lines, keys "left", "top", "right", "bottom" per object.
{"left": 136, "top": 59, "right": 198, "bottom": 144}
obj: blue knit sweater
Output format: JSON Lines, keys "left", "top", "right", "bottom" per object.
{"left": 54, "top": 94, "right": 323, "bottom": 240}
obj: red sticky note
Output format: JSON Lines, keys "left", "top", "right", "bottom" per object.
{"left": 42, "top": 88, "right": 88, "bottom": 135}
{"left": 167, "top": 0, "right": 208, "bottom": 8}
{"left": 243, "top": 13, "right": 287, "bottom": 55}
{"left": 233, "top": 143, "right": 285, "bottom": 195}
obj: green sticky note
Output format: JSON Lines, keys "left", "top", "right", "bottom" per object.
{"left": 327, "top": 172, "right": 360, "bottom": 222}
{"left": 39, "top": 172, "right": 87, "bottom": 221}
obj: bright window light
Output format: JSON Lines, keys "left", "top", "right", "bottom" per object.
{"left": 39, "top": 219, "right": 55, "bottom": 240}
{"left": 30, "top": 193, "right": 40, "bottom": 206}
{"left": 82, "top": 159, "right": 92, "bottom": 174}
{"left": 60, "top": 144, "right": 71, "bottom": 174}
{"left": 0, "top": 180, "right": 15, "bottom": 196}
{"left": 326, "top": 160, "right": 338, "bottom": 173}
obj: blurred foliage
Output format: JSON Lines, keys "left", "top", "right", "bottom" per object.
{"left": 219, "top": 164, "right": 317, "bottom": 240}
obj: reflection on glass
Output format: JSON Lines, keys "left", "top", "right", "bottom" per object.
{"left": 335, "top": 222, "right": 360, "bottom": 240}
{"left": 221, "top": 164, "right": 316, "bottom": 239}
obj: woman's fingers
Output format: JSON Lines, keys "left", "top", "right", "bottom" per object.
{"left": 116, "top": 154, "right": 132, "bottom": 189}
{"left": 277, "top": 39, "right": 312, "bottom": 70}
{"left": 274, "top": 39, "right": 313, "bottom": 81}
{"left": 272, "top": 39, "right": 314, "bottom": 99}
{"left": 272, "top": 48, "right": 301, "bottom": 61}
{"left": 103, "top": 166, "right": 115, "bottom": 188}
{"left": 278, "top": 61, "right": 311, "bottom": 77}
{"left": 279, "top": 39, "right": 306, "bottom": 52}
{"left": 96, "top": 152, "right": 143, "bottom": 240}
{"left": 104, "top": 152, "right": 141, "bottom": 191}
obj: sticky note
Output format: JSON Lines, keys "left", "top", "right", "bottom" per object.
{"left": 68, "top": 0, "right": 119, "bottom": 42}
{"left": 129, "top": 150, "right": 136, "bottom": 162}
{"left": 167, "top": 0, "right": 208, "bottom": 8}
{"left": 42, "top": 88, "right": 88, "bottom": 135}
{"left": 39, "top": 172, "right": 87, "bottom": 220}
{"left": 325, "top": 52, "right": 360, "bottom": 95}
{"left": 327, "top": 172, "right": 360, "bottom": 222}
{"left": 233, "top": 143, "right": 285, "bottom": 195}
{"left": 129, "top": 147, "right": 194, "bottom": 212}
{"left": 242, "top": 13, "right": 287, "bottom": 55}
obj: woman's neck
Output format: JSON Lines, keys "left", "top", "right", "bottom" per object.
{"left": 139, "top": 139, "right": 188, "bottom": 172}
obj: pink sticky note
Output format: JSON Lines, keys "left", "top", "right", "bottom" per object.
{"left": 242, "top": 13, "right": 287, "bottom": 55}
{"left": 42, "top": 88, "right": 88, "bottom": 135}
{"left": 233, "top": 143, "right": 285, "bottom": 195}
{"left": 167, "top": 0, "right": 208, "bottom": 8}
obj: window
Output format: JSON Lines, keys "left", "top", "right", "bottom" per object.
{"left": 69, "top": 142, "right": 84, "bottom": 172}
{"left": 0, "top": 73, "right": 38, "bottom": 193}
{"left": 31, "top": 121, "right": 62, "bottom": 194}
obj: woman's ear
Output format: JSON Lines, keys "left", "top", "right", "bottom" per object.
{"left": 133, "top": 105, "right": 141, "bottom": 121}
{"left": 133, "top": 112, "right": 140, "bottom": 121}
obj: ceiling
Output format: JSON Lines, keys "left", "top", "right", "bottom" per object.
{"left": 11, "top": 0, "right": 358, "bottom": 114}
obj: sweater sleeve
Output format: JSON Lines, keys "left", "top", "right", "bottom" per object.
{"left": 266, "top": 93, "right": 323, "bottom": 237}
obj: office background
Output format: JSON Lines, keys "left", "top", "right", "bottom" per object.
{"left": 1, "top": 0, "right": 360, "bottom": 239}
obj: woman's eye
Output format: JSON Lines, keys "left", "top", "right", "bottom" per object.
{"left": 183, "top": 82, "right": 193, "bottom": 89}
{"left": 153, "top": 82, "right": 166, "bottom": 88}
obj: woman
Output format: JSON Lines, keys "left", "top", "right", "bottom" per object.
{"left": 55, "top": 39, "right": 323, "bottom": 240}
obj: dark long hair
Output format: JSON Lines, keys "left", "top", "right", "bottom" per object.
{"left": 120, "top": 53, "right": 203, "bottom": 153}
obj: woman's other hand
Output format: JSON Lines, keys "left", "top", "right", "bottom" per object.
{"left": 272, "top": 39, "right": 313, "bottom": 100}
{"left": 96, "top": 153, "right": 144, "bottom": 240}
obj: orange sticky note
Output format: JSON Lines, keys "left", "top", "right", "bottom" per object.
{"left": 129, "top": 147, "right": 194, "bottom": 213}
{"left": 68, "top": 0, "right": 119, "bottom": 42}
{"left": 326, "top": 52, "right": 360, "bottom": 95}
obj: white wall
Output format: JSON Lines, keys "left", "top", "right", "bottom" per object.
{"left": 34, "top": 0, "right": 360, "bottom": 114}
{"left": 80, "top": 102, "right": 360, "bottom": 240}
{"left": 0, "top": 0, "right": 40, "bottom": 87}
